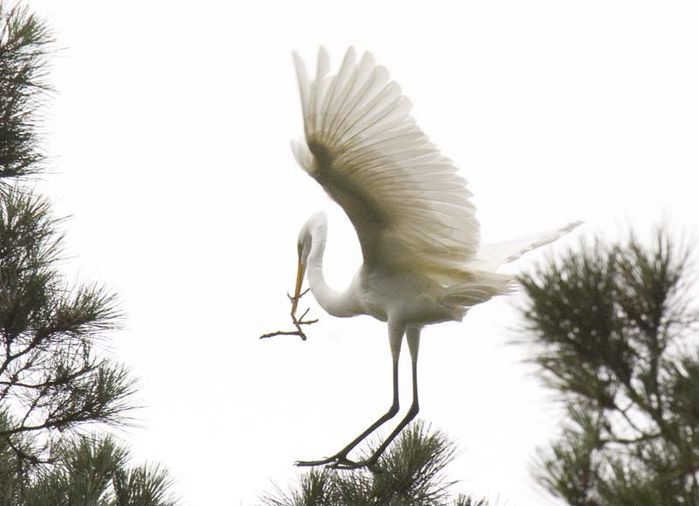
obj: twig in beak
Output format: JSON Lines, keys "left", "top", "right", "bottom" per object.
{"left": 260, "top": 288, "right": 318, "bottom": 341}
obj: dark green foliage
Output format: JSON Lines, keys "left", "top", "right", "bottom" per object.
{"left": 0, "top": 432, "right": 177, "bottom": 506}
{"left": 0, "top": 2, "right": 177, "bottom": 504}
{"left": 520, "top": 229, "right": 699, "bottom": 505}
{"left": 0, "top": 3, "right": 51, "bottom": 180}
{"left": 0, "top": 187, "right": 134, "bottom": 459}
{"left": 111, "top": 463, "right": 177, "bottom": 506}
{"left": 261, "top": 422, "right": 490, "bottom": 506}
{"left": 0, "top": 412, "right": 25, "bottom": 504}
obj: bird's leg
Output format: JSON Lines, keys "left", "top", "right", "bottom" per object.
{"left": 295, "top": 354, "right": 400, "bottom": 468}
{"left": 336, "top": 327, "right": 421, "bottom": 471}
{"left": 296, "top": 323, "right": 405, "bottom": 468}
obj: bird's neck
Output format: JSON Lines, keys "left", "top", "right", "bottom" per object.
{"left": 307, "top": 224, "right": 358, "bottom": 318}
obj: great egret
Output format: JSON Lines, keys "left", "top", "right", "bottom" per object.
{"left": 288, "top": 47, "right": 580, "bottom": 469}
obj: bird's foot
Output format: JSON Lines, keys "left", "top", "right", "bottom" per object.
{"left": 295, "top": 454, "right": 361, "bottom": 469}
{"left": 332, "top": 458, "right": 370, "bottom": 471}
{"left": 333, "top": 455, "right": 382, "bottom": 472}
{"left": 295, "top": 456, "right": 334, "bottom": 467}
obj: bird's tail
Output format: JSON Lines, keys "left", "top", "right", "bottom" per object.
{"left": 473, "top": 221, "right": 583, "bottom": 270}
{"left": 441, "top": 270, "right": 516, "bottom": 307}
{"left": 439, "top": 221, "right": 583, "bottom": 314}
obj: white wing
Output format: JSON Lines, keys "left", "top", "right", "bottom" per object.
{"left": 292, "top": 47, "right": 479, "bottom": 276}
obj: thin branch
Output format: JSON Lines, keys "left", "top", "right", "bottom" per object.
{"left": 0, "top": 361, "right": 96, "bottom": 389}
{"left": 601, "top": 432, "right": 662, "bottom": 446}
{"left": 5, "top": 434, "right": 52, "bottom": 465}
{"left": 260, "top": 289, "right": 318, "bottom": 341}
{"left": 611, "top": 400, "right": 646, "bottom": 435}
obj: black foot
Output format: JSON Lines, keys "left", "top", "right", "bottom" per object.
{"left": 332, "top": 458, "right": 371, "bottom": 471}
{"left": 295, "top": 454, "right": 360, "bottom": 469}
{"left": 295, "top": 454, "right": 383, "bottom": 472}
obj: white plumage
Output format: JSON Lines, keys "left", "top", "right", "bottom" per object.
{"left": 293, "top": 48, "right": 479, "bottom": 274}
{"left": 287, "top": 47, "right": 580, "bottom": 469}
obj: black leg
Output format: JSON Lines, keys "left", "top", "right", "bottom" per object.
{"left": 295, "top": 355, "right": 401, "bottom": 467}
{"left": 335, "top": 326, "right": 421, "bottom": 470}
{"left": 337, "top": 357, "right": 419, "bottom": 470}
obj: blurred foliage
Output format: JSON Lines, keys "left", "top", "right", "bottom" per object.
{"left": 0, "top": 3, "right": 51, "bottom": 180}
{"left": 0, "top": 2, "right": 177, "bottom": 504}
{"left": 261, "top": 421, "right": 490, "bottom": 506}
{"left": 520, "top": 229, "right": 699, "bottom": 505}
{"left": 0, "top": 425, "right": 176, "bottom": 506}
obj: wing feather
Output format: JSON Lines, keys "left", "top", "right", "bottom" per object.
{"left": 292, "top": 48, "right": 480, "bottom": 274}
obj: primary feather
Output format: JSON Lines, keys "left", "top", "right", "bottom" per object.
{"left": 292, "top": 47, "right": 480, "bottom": 280}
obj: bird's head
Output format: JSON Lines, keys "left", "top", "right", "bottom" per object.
{"left": 292, "top": 212, "right": 327, "bottom": 316}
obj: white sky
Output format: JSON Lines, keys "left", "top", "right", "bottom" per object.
{"left": 23, "top": 0, "right": 699, "bottom": 504}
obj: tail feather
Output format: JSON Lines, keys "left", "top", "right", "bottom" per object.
{"left": 476, "top": 221, "right": 583, "bottom": 268}
{"left": 439, "top": 221, "right": 582, "bottom": 319}
{"left": 441, "top": 270, "right": 515, "bottom": 306}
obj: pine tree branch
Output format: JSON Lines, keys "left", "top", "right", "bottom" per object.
{"left": 601, "top": 432, "right": 662, "bottom": 446}
{"left": 0, "top": 361, "right": 94, "bottom": 388}
{"left": 521, "top": 228, "right": 699, "bottom": 504}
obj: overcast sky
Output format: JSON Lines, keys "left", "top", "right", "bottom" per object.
{"left": 23, "top": 0, "right": 699, "bottom": 504}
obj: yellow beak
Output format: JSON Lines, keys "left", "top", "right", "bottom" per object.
{"left": 291, "top": 257, "right": 306, "bottom": 317}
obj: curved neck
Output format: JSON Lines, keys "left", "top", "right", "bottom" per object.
{"left": 306, "top": 223, "right": 357, "bottom": 318}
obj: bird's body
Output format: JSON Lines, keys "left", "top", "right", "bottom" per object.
{"left": 303, "top": 212, "right": 513, "bottom": 326}
{"left": 286, "top": 47, "right": 580, "bottom": 469}
{"left": 356, "top": 266, "right": 454, "bottom": 324}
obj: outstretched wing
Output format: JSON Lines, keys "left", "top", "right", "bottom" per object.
{"left": 291, "top": 48, "right": 479, "bottom": 274}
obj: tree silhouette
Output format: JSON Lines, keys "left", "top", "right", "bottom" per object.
{"left": 0, "top": 3, "right": 176, "bottom": 504}
{"left": 519, "top": 229, "right": 699, "bottom": 505}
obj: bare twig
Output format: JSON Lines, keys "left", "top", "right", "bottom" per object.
{"left": 260, "top": 288, "right": 318, "bottom": 341}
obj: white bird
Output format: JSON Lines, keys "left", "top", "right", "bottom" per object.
{"left": 288, "top": 47, "right": 580, "bottom": 469}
